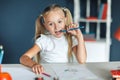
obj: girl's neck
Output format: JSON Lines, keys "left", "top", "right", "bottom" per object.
{"left": 50, "top": 34, "right": 65, "bottom": 40}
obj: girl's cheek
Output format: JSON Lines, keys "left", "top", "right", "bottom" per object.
{"left": 61, "top": 23, "right": 65, "bottom": 28}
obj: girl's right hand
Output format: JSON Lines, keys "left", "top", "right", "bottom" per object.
{"left": 32, "top": 64, "right": 44, "bottom": 74}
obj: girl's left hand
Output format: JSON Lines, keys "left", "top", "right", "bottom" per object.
{"left": 32, "top": 64, "right": 44, "bottom": 74}
{"left": 67, "top": 23, "right": 82, "bottom": 37}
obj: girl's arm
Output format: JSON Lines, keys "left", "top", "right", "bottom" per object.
{"left": 20, "top": 44, "right": 44, "bottom": 74}
{"left": 72, "top": 33, "right": 87, "bottom": 64}
{"left": 67, "top": 24, "right": 87, "bottom": 64}
{"left": 20, "top": 44, "right": 39, "bottom": 67}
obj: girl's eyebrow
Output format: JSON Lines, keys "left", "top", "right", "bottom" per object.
{"left": 46, "top": 18, "right": 64, "bottom": 23}
{"left": 57, "top": 18, "right": 65, "bottom": 21}
{"left": 45, "top": 20, "right": 53, "bottom": 24}
{"left": 46, "top": 21, "right": 52, "bottom": 23}
{"left": 59, "top": 18, "right": 64, "bottom": 20}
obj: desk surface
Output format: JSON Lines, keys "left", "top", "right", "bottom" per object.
{"left": 2, "top": 61, "right": 120, "bottom": 80}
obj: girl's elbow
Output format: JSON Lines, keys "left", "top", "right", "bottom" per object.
{"left": 19, "top": 55, "right": 28, "bottom": 65}
{"left": 78, "top": 59, "right": 86, "bottom": 64}
{"left": 79, "top": 61, "right": 86, "bottom": 64}
{"left": 19, "top": 56, "right": 24, "bottom": 64}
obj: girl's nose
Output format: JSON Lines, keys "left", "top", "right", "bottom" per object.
{"left": 55, "top": 24, "right": 60, "bottom": 30}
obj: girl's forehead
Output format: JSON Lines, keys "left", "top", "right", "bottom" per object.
{"left": 44, "top": 11, "right": 65, "bottom": 22}
{"left": 44, "top": 8, "right": 64, "bottom": 17}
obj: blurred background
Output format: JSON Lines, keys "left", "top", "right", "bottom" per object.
{"left": 0, "top": 0, "right": 120, "bottom": 63}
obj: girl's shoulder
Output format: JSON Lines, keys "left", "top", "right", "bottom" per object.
{"left": 35, "top": 34, "right": 52, "bottom": 49}
{"left": 36, "top": 34, "right": 53, "bottom": 43}
{"left": 37, "top": 34, "right": 50, "bottom": 40}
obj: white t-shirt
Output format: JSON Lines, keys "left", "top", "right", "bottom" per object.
{"left": 35, "top": 34, "right": 78, "bottom": 63}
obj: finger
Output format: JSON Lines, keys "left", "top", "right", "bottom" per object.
{"left": 32, "top": 66, "right": 38, "bottom": 74}
{"left": 68, "top": 24, "right": 73, "bottom": 31}
{"left": 71, "top": 23, "right": 74, "bottom": 28}
{"left": 67, "top": 29, "right": 74, "bottom": 33}
{"left": 32, "top": 67, "right": 35, "bottom": 73}
{"left": 41, "top": 66, "right": 44, "bottom": 73}
{"left": 38, "top": 65, "right": 43, "bottom": 74}
{"left": 72, "top": 23, "right": 78, "bottom": 27}
{"left": 73, "top": 23, "right": 78, "bottom": 28}
{"left": 66, "top": 26, "right": 69, "bottom": 31}
{"left": 35, "top": 66, "right": 39, "bottom": 74}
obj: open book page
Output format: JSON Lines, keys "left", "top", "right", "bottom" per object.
{"left": 43, "top": 63, "right": 100, "bottom": 80}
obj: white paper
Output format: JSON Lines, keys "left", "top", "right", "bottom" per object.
{"left": 46, "top": 64, "right": 99, "bottom": 80}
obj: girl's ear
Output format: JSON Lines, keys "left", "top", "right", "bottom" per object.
{"left": 43, "top": 23, "right": 47, "bottom": 30}
{"left": 43, "top": 22, "right": 45, "bottom": 26}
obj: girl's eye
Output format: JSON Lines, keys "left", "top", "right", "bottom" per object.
{"left": 58, "top": 20, "right": 62, "bottom": 23}
{"left": 49, "top": 23, "right": 52, "bottom": 26}
{"left": 48, "top": 23, "right": 53, "bottom": 26}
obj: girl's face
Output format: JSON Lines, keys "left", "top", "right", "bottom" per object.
{"left": 43, "top": 8, "right": 66, "bottom": 38}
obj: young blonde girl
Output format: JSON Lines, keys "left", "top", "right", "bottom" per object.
{"left": 20, "top": 4, "right": 87, "bottom": 74}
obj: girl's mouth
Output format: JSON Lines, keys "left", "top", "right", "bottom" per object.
{"left": 55, "top": 31, "right": 62, "bottom": 35}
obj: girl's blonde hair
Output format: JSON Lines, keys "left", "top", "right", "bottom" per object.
{"left": 34, "top": 4, "right": 73, "bottom": 63}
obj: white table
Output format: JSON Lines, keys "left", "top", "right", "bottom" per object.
{"left": 1, "top": 61, "right": 120, "bottom": 80}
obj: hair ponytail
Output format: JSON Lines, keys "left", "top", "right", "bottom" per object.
{"left": 62, "top": 8, "right": 73, "bottom": 26}
{"left": 35, "top": 15, "right": 46, "bottom": 39}
{"left": 63, "top": 7, "right": 73, "bottom": 62}
{"left": 34, "top": 15, "right": 46, "bottom": 63}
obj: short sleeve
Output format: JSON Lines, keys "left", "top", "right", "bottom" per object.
{"left": 72, "top": 36, "right": 78, "bottom": 47}
{"left": 35, "top": 34, "right": 48, "bottom": 51}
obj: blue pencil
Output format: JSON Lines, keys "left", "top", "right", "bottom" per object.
{"left": 59, "top": 26, "right": 84, "bottom": 32}
{"left": 0, "top": 50, "right": 4, "bottom": 64}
